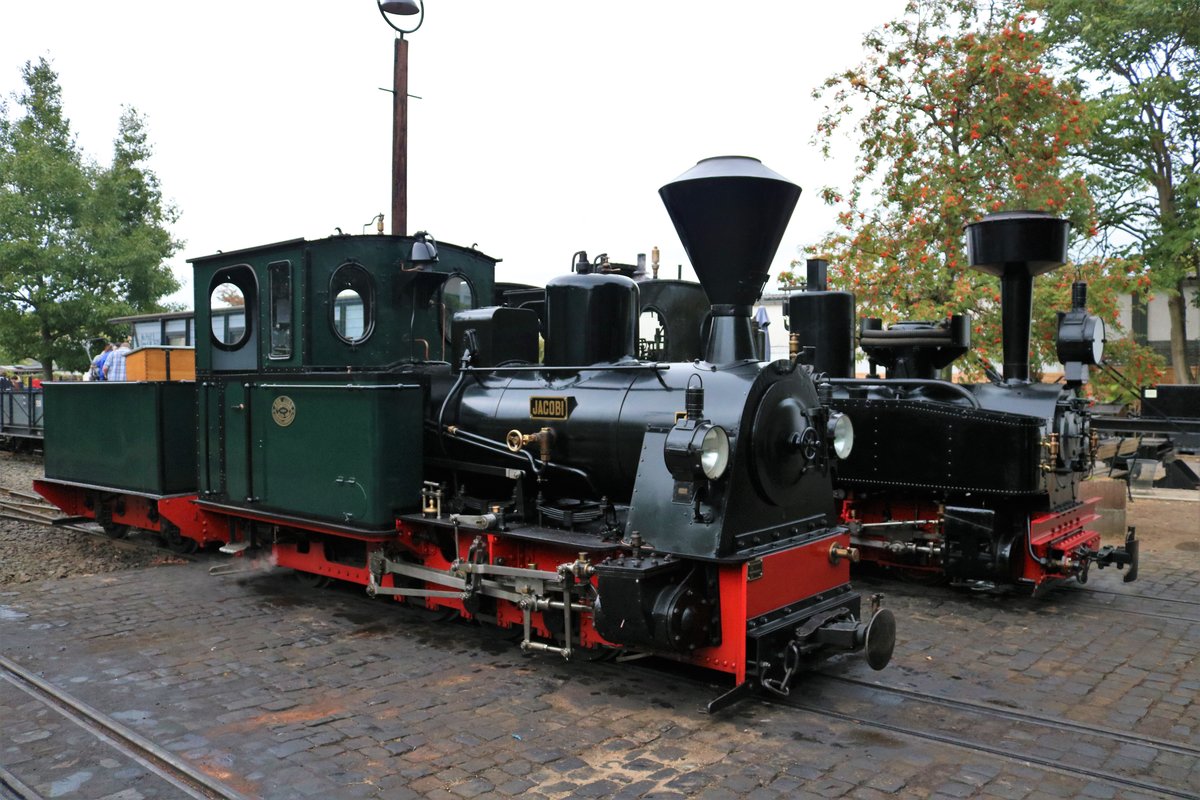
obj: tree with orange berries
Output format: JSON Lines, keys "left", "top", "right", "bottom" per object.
{"left": 806, "top": 0, "right": 1163, "bottom": 396}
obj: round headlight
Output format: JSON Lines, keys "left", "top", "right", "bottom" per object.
{"left": 1089, "top": 317, "right": 1105, "bottom": 365}
{"left": 828, "top": 412, "right": 854, "bottom": 460}
{"left": 699, "top": 425, "right": 730, "bottom": 480}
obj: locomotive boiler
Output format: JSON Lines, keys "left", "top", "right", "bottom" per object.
{"left": 791, "top": 211, "right": 1138, "bottom": 594}
{"left": 167, "top": 155, "right": 895, "bottom": 709}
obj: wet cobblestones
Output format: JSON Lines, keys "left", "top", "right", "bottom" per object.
{"left": 0, "top": 499, "right": 1196, "bottom": 798}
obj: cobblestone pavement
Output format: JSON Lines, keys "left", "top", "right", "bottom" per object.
{"left": 1, "top": 519, "right": 1197, "bottom": 800}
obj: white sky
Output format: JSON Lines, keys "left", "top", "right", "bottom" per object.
{"left": 1, "top": 1, "right": 903, "bottom": 308}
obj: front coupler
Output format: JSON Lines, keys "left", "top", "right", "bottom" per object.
{"left": 1088, "top": 526, "right": 1139, "bottom": 583}
{"left": 708, "top": 592, "right": 896, "bottom": 713}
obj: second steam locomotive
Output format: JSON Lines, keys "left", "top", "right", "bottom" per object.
{"left": 790, "top": 212, "right": 1139, "bottom": 594}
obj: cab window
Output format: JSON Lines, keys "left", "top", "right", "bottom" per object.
{"left": 330, "top": 262, "right": 374, "bottom": 345}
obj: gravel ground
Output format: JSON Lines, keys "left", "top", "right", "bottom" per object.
{"left": 0, "top": 450, "right": 169, "bottom": 585}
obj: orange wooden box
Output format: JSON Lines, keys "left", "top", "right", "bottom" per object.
{"left": 125, "top": 347, "right": 196, "bottom": 381}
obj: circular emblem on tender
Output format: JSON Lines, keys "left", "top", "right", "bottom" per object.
{"left": 271, "top": 396, "right": 296, "bottom": 427}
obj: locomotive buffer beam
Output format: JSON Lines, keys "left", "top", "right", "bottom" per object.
{"left": 713, "top": 595, "right": 895, "bottom": 713}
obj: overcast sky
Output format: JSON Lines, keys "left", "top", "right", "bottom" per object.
{"left": 2, "top": 1, "right": 903, "bottom": 308}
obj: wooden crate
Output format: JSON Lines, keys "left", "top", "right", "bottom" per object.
{"left": 125, "top": 347, "right": 196, "bottom": 381}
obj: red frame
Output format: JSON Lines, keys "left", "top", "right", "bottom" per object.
{"left": 1022, "top": 496, "right": 1101, "bottom": 587}
{"left": 839, "top": 494, "right": 1104, "bottom": 589}
{"left": 33, "top": 479, "right": 229, "bottom": 549}
{"left": 212, "top": 501, "right": 858, "bottom": 682}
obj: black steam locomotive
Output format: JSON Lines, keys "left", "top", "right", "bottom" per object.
{"left": 36, "top": 156, "right": 894, "bottom": 710}
{"left": 790, "top": 212, "right": 1138, "bottom": 594}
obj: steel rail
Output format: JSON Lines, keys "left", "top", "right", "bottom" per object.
{"left": 0, "top": 764, "right": 42, "bottom": 800}
{"left": 608, "top": 655, "right": 1194, "bottom": 798}
{"left": 772, "top": 689, "right": 1198, "bottom": 800}
{"left": 1063, "top": 585, "right": 1200, "bottom": 609}
{"left": 0, "top": 486, "right": 45, "bottom": 502}
{"left": 0, "top": 501, "right": 197, "bottom": 561}
{"left": 0, "top": 655, "right": 249, "bottom": 800}
{"left": 854, "top": 575, "right": 1200, "bottom": 624}
{"left": 815, "top": 674, "right": 1200, "bottom": 760}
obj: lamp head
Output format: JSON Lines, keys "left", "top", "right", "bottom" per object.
{"left": 380, "top": 0, "right": 420, "bottom": 15}
{"left": 410, "top": 231, "right": 439, "bottom": 265}
{"left": 377, "top": 0, "right": 424, "bottom": 35}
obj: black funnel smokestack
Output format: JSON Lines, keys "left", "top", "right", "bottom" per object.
{"left": 660, "top": 156, "right": 801, "bottom": 363}
{"left": 966, "top": 211, "right": 1070, "bottom": 383}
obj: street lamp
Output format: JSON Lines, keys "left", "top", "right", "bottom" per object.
{"left": 377, "top": 0, "right": 425, "bottom": 237}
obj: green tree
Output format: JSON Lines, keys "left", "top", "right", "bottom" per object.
{"left": 807, "top": 0, "right": 1160, "bottom": 391}
{"left": 1036, "top": 0, "right": 1200, "bottom": 384}
{"left": 0, "top": 58, "right": 180, "bottom": 381}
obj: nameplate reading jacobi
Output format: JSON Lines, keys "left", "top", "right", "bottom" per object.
{"left": 529, "top": 396, "right": 571, "bottom": 420}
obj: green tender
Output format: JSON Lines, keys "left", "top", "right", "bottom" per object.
{"left": 43, "top": 382, "right": 198, "bottom": 495}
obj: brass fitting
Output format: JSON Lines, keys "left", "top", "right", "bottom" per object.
{"left": 507, "top": 427, "right": 553, "bottom": 463}
{"left": 829, "top": 543, "right": 860, "bottom": 565}
{"left": 421, "top": 481, "right": 444, "bottom": 518}
{"left": 1040, "top": 432, "right": 1060, "bottom": 472}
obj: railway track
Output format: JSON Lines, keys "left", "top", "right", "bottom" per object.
{"left": 855, "top": 573, "right": 1200, "bottom": 625}
{"left": 779, "top": 674, "right": 1200, "bottom": 799}
{"left": 1067, "top": 584, "right": 1200, "bottom": 608}
{"left": 0, "top": 489, "right": 197, "bottom": 561}
{"left": 1054, "top": 586, "right": 1200, "bottom": 624}
{"left": 602, "top": 639, "right": 1199, "bottom": 799}
{"left": 0, "top": 490, "right": 94, "bottom": 534}
{"left": 0, "top": 654, "right": 248, "bottom": 800}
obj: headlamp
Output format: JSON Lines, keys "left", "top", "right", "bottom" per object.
{"left": 664, "top": 420, "right": 731, "bottom": 482}
{"left": 1057, "top": 311, "right": 1104, "bottom": 366}
{"left": 827, "top": 412, "right": 854, "bottom": 460}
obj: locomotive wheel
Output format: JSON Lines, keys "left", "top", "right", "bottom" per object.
{"left": 166, "top": 535, "right": 198, "bottom": 555}
{"left": 161, "top": 526, "right": 198, "bottom": 554}
{"left": 293, "top": 570, "right": 332, "bottom": 590}
{"left": 100, "top": 521, "right": 129, "bottom": 539}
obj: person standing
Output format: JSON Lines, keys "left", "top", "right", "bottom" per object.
{"left": 91, "top": 342, "right": 113, "bottom": 381}
{"left": 104, "top": 340, "right": 132, "bottom": 381}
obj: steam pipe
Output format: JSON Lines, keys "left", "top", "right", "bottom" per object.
{"left": 999, "top": 271, "right": 1034, "bottom": 383}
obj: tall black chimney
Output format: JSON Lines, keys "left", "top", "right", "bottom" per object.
{"left": 965, "top": 211, "right": 1070, "bottom": 383}
{"left": 659, "top": 156, "right": 801, "bottom": 364}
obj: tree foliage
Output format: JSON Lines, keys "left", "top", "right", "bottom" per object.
{"left": 1036, "top": 0, "right": 1200, "bottom": 384}
{"left": 0, "top": 58, "right": 180, "bottom": 379}
{"left": 806, "top": 0, "right": 1163, "bottom": 394}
